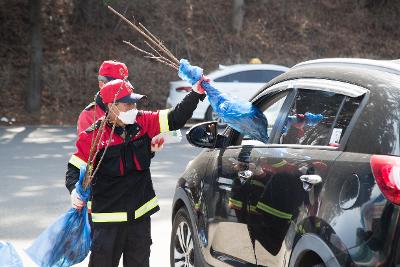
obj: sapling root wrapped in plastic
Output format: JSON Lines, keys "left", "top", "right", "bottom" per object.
{"left": 178, "top": 59, "right": 269, "bottom": 143}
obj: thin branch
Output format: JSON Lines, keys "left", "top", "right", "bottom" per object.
{"left": 83, "top": 117, "right": 107, "bottom": 189}
{"left": 138, "top": 22, "right": 178, "bottom": 63}
{"left": 113, "top": 5, "right": 129, "bottom": 32}
{"left": 144, "top": 40, "right": 177, "bottom": 68}
{"left": 123, "top": 40, "right": 156, "bottom": 58}
{"left": 144, "top": 55, "right": 179, "bottom": 70}
{"left": 91, "top": 121, "right": 117, "bottom": 179}
{"left": 83, "top": 79, "right": 126, "bottom": 189}
{"left": 108, "top": 6, "right": 180, "bottom": 65}
{"left": 124, "top": 40, "right": 178, "bottom": 70}
{"left": 144, "top": 41, "right": 162, "bottom": 57}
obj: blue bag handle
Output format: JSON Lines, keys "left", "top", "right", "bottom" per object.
{"left": 75, "top": 164, "right": 90, "bottom": 202}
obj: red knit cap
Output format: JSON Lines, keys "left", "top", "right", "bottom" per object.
{"left": 98, "top": 60, "right": 128, "bottom": 80}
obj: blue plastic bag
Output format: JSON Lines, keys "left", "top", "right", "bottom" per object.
{"left": 26, "top": 165, "right": 91, "bottom": 267}
{"left": 0, "top": 241, "right": 23, "bottom": 267}
{"left": 178, "top": 59, "right": 269, "bottom": 143}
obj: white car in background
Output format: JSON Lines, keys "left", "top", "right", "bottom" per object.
{"left": 166, "top": 64, "right": 289, "bottom": 121}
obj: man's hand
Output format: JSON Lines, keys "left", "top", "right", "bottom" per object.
{"left": 71, "top": 188, "right": 85, "bottom": 210}
{"left": 151, "top": 137, "right": 165, "bottom": 152}
{"left": 192, "top": 75, "right": 209, "bottom": 94}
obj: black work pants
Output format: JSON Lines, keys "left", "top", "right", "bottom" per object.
{"left": 89, "top": 217, "right": 152, "bottom": 267}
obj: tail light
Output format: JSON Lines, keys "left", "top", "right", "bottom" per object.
{"left": 176, "top": 86, "right": 192, "bottom": 92}
{"left": 370, "top": 155, "right": 400, "bottom": 205}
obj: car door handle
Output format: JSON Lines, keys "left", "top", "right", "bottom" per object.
{"left": 299, "top": 174, "right": 322, "bottom": 191}
{"left": 238, "top": 170, "right": 253, "bottom": 179}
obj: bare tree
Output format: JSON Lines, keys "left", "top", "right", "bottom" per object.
{"left": 232, "top": 0, "right": 245, "bottom": 36}
{"left": 26, "top": 0, "right": 43, "bottom": 112}
{"left": 282, "top": 0, "right": 288, "bottom": 19}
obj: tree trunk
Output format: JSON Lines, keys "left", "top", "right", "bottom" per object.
{"left": 282, "top": 0, "right": 288, "bottom": 19}
{"left": 232, "top": 0, "right": 245, "bottom": 36}
{"left": 26, "top": 0, "right": 43, "bottom": 112}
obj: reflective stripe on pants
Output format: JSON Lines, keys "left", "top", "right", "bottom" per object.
{"left": 91, "top": 197, "right": 159, "bottom": 223}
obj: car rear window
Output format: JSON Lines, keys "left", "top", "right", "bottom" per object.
{"left": 346, "top": 87, "right": 400, "bottom": 156}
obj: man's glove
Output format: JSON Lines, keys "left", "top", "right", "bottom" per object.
{"left": 71, "top": 188, "right": 85, "bottom": 210}
{"left": 151, "top": 137, "right": 165, "bottom": 152}
{"left": 192, "top": 75, "right": 209, "bottom": 94}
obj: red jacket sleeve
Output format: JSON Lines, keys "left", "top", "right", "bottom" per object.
{"left": 136, "top": 109, "right": 170, "bottom": 139}
{"left": 135, "top": 91, "right": 205, "bottom": 139}
{"left": 66, "top": 130, "right": 93, "bottom": 193}
{"left": 68, "top": 131, "right": 92, "bottom": 169}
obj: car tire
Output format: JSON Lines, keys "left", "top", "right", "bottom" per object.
{"left": 170, "top": 207, "right": 205, "bottom": 267}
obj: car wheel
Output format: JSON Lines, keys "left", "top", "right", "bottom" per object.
{"left": 170, "top": 207, "right": 197, "bottom": 267}
{"left": 205, "top": 106, "right": 226, "bottom": 126}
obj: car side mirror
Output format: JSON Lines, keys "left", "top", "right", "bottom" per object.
{"left": 186, "top": 121, "right": 218, "bottom": 148}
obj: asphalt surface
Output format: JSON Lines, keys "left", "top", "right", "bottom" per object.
{"left": 0, "top": 126, "right": 202, "bottom": 266}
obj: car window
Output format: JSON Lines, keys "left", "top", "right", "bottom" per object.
{"left": 214, "top": 70, "right": 284, "bottom": 83}
{"left": 333, "top": 95, "right": 363, "bottom": 143}
{"left": 237, "top": 92, "right": 289, "bottom": 145}
{"left": 279, "top": 89, "right": 361, "bottom": 147}
{"left": 262, "top": 94, "right": 288, "bottom": 137}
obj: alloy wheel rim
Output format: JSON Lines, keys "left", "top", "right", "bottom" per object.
{"left": 174, "top": 221, "right": 194, "bottom": 267}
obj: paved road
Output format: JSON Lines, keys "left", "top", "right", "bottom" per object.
{"left": 0, "top": 126, "right": 202, "bottom": 266}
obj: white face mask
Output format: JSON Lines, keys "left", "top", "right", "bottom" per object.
{"left": 117, "top": 108, "right": 138, "bottom": 125}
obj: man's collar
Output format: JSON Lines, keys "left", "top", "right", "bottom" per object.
{"left": 95, "top": 92, "right": 108, "bottom": 112}
{"left": 107, "top": 122, "right": 140, "bottom": 137}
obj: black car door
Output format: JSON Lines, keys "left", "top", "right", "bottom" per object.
{"left": 244, "top": 80, "right": 365, "bottom": 266}
{"left": 201, "top": 90, "right": 291, "bottom": 266}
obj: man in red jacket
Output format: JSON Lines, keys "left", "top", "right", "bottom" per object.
{"left": 66, "top": 79, "right": 206, "bottom": 266}
{"left": 73, "top": 60, "right": 164, "bottom": 214}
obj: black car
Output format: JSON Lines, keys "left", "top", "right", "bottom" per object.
{"left": 170, "top": 58, "right": 400, "bottom": 267}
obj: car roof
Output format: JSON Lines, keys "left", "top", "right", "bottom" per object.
{"left": 257, "top": 58, "right": 400, "bottom": 98}
{"left": 294, "top": 58, "right": 400, "bottom": 75}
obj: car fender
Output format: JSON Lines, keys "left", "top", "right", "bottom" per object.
{"left": 172, "top": 186, "right": 200, "bottom": 232}
{"left": 289, "top": 233, "right": 341, "bottom": 267}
